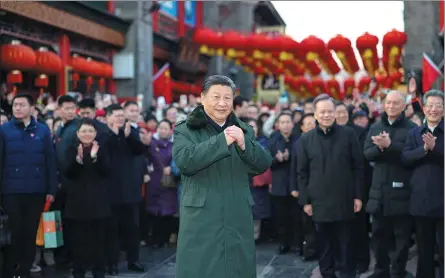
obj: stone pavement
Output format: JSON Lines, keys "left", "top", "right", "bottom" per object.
{"left": 34, "top": 243, "right": 420, "bottom": 278}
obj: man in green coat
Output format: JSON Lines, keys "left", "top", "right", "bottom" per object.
{"left": 173, "top": 75, "right": 273, "bottom": 278}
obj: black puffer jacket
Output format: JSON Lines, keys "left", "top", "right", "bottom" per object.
{"left": 364, "top": 113, "right": 416, "bottom": 216}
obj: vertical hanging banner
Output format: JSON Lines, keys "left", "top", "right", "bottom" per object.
{"left": 255, "top": 26, "right": 286, "bottom": 103}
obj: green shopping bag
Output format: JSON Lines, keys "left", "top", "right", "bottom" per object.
{"left": 42, "top": 211, "right": 64, "bottom": 248}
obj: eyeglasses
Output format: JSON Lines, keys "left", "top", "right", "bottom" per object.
{"left": 424, "top": 103, "right": 444, "bottom": 110}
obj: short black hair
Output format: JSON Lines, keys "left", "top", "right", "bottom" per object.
{"left": 303, "top": 98, "right": 314, "bottom": 105}
{"left": 299, "top": 113, "right": 315, "bottom": 126}
{"left": 58, "top": 95, "right": 77, "bottom": 107}
{"left": 77, "top": 117, "right": 97, "bottom": 131}
{"left": 313, "top": 93, "right": 335, "bottom": 110}
{"left": 202, "top": 75, "right": 236, "bottom": 95}
{"left": 276, "top": 112, "right": 292, "bottom": 122}
{"left": 233, "top": 95, "right": 248, "bottom": 109}
{"left": 335, "top": 101, "right": 347, "bottom": 108}
{"left": 158, "top": 119, "right": 173, "bottom": 129}
{"left": 78, "top": 98, "right": 95, "bottom": 110}
{"left": 13, "top": 93, "right": 34, "bottom": 106}
{"left": 0, "top": 110, "right": 9, "bottom": 119}
{"left": 123, "top": 101, "right": 139, "bottom": 108}
{"left": 106, "top": 103, "right": 123, "bottom": 116}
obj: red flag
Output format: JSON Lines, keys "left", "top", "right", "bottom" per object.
{"left": 422, "top": 53, "right": 442, "bottom": 93}
{"left": 153, "top": 63, "right": 173, "bottom": 104}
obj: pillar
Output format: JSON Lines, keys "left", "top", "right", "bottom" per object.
{"left": 57, "top": 34, "right": 70, "bottom": 97}
{"left": 107, "top": 1, "right": 115, "bottom": 14}
{"left": 108, "top": 50, "right": 117, "bottom": 94}
{"left": 178, "top": 1, "right": 185, "bottom": 37}
{"left": 196, "top": 1, "right": 203, "bottom": 28}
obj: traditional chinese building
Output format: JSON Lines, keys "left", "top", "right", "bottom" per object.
{"left": 0, "top": 1, "right": 129, "bottom": 100}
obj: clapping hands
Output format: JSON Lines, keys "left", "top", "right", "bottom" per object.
{"left": 423, "top": 132, "right": 437, "bottom": 152}
{"left": 372, "top": 131, "right": 391, "bottom": 150}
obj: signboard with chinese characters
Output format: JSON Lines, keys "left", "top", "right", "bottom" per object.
{"left": 255, "top": 26, "right": 286, "bottom": 103}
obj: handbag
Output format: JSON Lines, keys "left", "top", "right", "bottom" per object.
{"left": 0, "top": 205, "right": 11, "bottom": 247}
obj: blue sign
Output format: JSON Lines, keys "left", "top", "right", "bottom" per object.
{"left": 184, "top": 1, "right": 196, "bottom": 26}
{"left": 159, "top": 1, "right": 177, "bottom": 19}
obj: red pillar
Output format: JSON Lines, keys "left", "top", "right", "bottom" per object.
{"left": 177, "top": 1, "right": 185, "bottom": 37}
{"left": 196, "top": 1, "right": 203, "bottom": 28}
{"left": 152, "top": 1, "right": 159, "bottom": 33}
{"left": 57, "top": 34, "right": 70, "bottom": 97}
{"left": 107, "top": 1, "right": 115, "bottom": 14}
{"left": 108, "top": 50, "right": 117, "bottom": 95}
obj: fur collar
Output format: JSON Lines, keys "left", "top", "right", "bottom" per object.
{"left": 186, "top": 105, "right": 248, "bottom": 132}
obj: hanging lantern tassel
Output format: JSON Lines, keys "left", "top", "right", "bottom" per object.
{"left": 98, "top": 78, "right": 106, "bottom": 92}
{"left": 72, "top": 72, "right": 80, "bottom": 90}
{"left": 86, "top": 76, "right": 94, "bottom": 92}
{"left": 35, "top": 75, "right": 49, "bottom": 96}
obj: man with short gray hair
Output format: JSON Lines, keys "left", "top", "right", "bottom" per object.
{"left": 173, "top": 75, "right": 272, "bottom": 278}
{"left": 364, "top": 90, "right": 417, "bottom": 278}
{"left": 402, "top": 89, "right": 444, "bottom": 278}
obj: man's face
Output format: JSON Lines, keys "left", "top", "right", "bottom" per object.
{"left": 78, "top": 107, "right": 95, "bottom": 119}
{"left": 247, "top": 106, "right": 259, "bottom": 120}
{"left": 201, "top": 85, "right": 233, "bottom": 124}
{"left": 59, "top": 102, "right": 77, "bottom": 121}
{"left": 315, "top": 100, "right": 335, "bottom": 128}
{"left": 12, "top": 97, "right": 32, "bottom": 120}
{"left": 301, "top": 116, "right": 316, "bottom": 133}
{"left": 278, "top": 114, "right": 293, "bottom": 136}
{"left": 335, "top": 105, "right": 349, "bottom": 126}
{"left": 423, "top": 96, "right": 444, "bottom": 124}
{"left": 303, "top": 102, "right": 314, "bottom": 114}
{"left": 108, "top": 109, "right": 126, "bottom": 128}
{"left": 124, "top": 104, "right": 140, "bottom": 123}
{"left": 236, "top": 101, "right": 249, "bottom": 117}
{"left": 384, "top": 92, "right": 405, "bottom": 119}
{"left": 165, "top": 107, "right": 177, "bottom": 124}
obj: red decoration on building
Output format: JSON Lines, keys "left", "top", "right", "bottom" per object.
{"left": 7, "top": 71, "right": 23, "bottom": 84}
{"left": 0, "top": 41, "right": 37, "bottom": 70}
{"left": 343, "top": 77, "right": 356, "bottom": 96}
{"left": 357, "top": 76, "right": 371, "bottom": 93}
{"left": 35, "top": 74, "right": 49, "bottom": 87}
{"left": 35, "top": 47, "right": 62, "bottom": 74}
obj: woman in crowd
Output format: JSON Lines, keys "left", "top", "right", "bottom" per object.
{"left": 146, "top": 119, "right": 178, "bottom": 248}
{"left": 64, "top": 118, "right": 111, "bottom": 278}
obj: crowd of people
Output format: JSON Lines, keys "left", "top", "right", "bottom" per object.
{"left": 0, "top": 73, "right": 442, "bottom": 278}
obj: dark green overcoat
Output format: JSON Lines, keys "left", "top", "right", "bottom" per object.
{"left": 173, "top": 105, "right": 272, "bottom": 278}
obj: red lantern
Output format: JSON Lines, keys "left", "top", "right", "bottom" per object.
{"left": 382, "top": 29, "right": 407, "bottom": 74}
{"left": 71, "top": 55, "right": 89, "bottom": 74}
{"left": 357, "top": 76, "right": 371, "bottom": 93}
{"left": 0, "top": 41, "right": 37, "bottom": 70}
{"left": 382, "top": 29, "right": 407, "bottom": 48}
{"left": 326, "top": 79, "right": 341, "bottom": 99}
{"left": 7, "top": 70, "right": 23, "bottom": 84}
{"left": 222, "top": 31, "right": 247, "bottom": 58}
{"left": 343, "top": 78, "right": 356, "bottom": 96}
{"left": 99, "top": 63, "right": 113, "bottom": 78}
{"left": 356, "top": 33, "right": 379, "bottom": 76}
{"left": 327, "top": 35, "right": 360, "bottom": 74}
{"left": 246, "top": 33, "right": 275, "bottom": 53}
{"left": 193, "top": 27, "right": 223, "bottom": 55}
{"left": 295, "top": 76, "right": 315, "bottom": 97}
{"left": 35, "top": 47, "right": 62, "bottom": 75}
{"left": 300, "top": 35, "right": 326, "bottom": 61}
{"left": 311, "top": 78, "right": 327, "bottom": 95}
{"left": 35, "top": 74, "right": 49, "bottom": 88}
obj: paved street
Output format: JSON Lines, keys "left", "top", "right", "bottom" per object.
{"left": 33, "top": 243, "right": 420, "bottom": 278}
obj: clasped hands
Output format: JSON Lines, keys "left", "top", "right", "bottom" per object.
{"left": 76, "top": 141, "right": 100, "bottom": 162}
{"left": 371, "top": 131, "right": 391, "bottom": 151}
{"left": 422, "top": 132, "right": 437, "bottom": 152}
{"left": 224, "top": 126, "right": 245, "bottom": 151}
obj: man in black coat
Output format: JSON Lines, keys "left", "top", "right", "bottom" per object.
{"left": 401, "top": 89, "right": 444, "bottom": 278}
{"left": 104, "top": 104, "right": 146, "bottom": 274}
{"left": 297, "top": 94, "right": 364, "bottom": 278}
{"left": 268, "top": 113, "right": 300, "bottom": 255}
{"left": 364, "top": 90, "right": 416, "bottom": 278}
